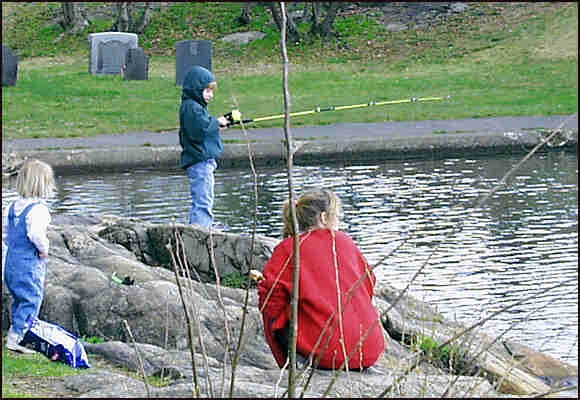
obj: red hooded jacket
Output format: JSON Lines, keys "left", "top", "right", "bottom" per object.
{"left": 258, "top": 229, "right": 385, "bottom": 369}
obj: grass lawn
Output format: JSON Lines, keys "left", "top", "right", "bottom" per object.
{"left": 2, "top": 342, "right": 87, "bottom": 398}
{"left": 2, "top": 3, "right": 577, "bottom": 140}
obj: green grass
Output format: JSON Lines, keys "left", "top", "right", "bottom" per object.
{"left": 2, "top": 57, "right": 575, "bottom": 139}
{"left": 2, "top": 340, "right": 171, "bottom": 397}
{"left": 2, "top": 3, "right": 577, "bottom": 140}
{"left": 80, "top": 336, "right": 105, "bottom": 344}
{"left": 2, "top": 343, "right": 88, "bottom": 398}
{"left": 221, "top": 271, "right": 252, "bottom": 288}
{"left": 412, "top": 336, "right": 470, "bottom": 374}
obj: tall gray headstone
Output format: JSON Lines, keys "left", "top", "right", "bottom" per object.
{"left": 88, "top": 32, "right": 138, "bottom": 75}
{"left": 2, "top": 45, "right": 18, "bottom": 87}
{"left": 123, "top": 48, "right": 149, "bottom": 81}
{"left": 175, "top": 40, "right": 212, "bottom": 86}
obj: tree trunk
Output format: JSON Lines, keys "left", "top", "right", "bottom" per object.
{"left": 268, "top": 4, "right": 283, "bottom": 32}
{"left": 310, "top": 2, "right": 322, "bottom": 25}
{"left": 309, "top": 2, "right": 339, "bottom": 37}
{"left": 285, "top": 12, "right": 301, "bottom": 43}
{"left": 267, "top": 3, "right": 301, "bottom": 44}
{"left": 116, "top": 3, "right": 130, "bottom": 32}
{"left": 319, "top": 2, "right": 340, "bottom": 36}
{"left": 237, "top": 2, "right": 253, "bottom": 25}
{"left": 114, "top": 3, "right": 154, "bottom": 34}
{"left": 133, "top": 3, "right": 154, "bottom": 34}
{"left": 61, "top": 3, "right": 89, "bottom": 33}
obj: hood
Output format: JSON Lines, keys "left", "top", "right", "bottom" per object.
{"left": 181, "top": 65, "right": 216, "bottom": 106}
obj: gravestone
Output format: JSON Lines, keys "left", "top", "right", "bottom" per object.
{"left": 88, "top": 32, "right": 138, "bottom": 75}
{"left": 175, "top": 40, "right": 212, "bottom": 86}
{"left": 123, "top": 48, "right": 149, "bottom": 81}
{"left": 2, "top": 45, "right": 18, "bottom": 87}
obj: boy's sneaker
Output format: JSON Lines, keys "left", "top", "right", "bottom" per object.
{"left": 5, "top": 331, "right": 35, "bottom": 354}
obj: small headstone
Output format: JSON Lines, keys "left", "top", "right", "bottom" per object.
{"left": 88, "top": 32, "right": 138, "bottom": 75}
{"left": 123, "top": 48, "right": 149, "bottom": 81}
{"left": 175, "top": 40, "right": 212, "bottom": 86}
{"left": 2, "top": 45, "right": 18, "bottom": 87}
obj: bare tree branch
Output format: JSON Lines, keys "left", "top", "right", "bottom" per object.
{"left": 377, "top": 277, "right": 576, "bottom": 397}
{"left": 228, "top": 93, "right": 260, "bottom": 397}
{"left": 280, "top": 2, "right": 301, "bottom": 397}
{"left": 122, "top": 320, "right": 151, "bottom": 398}
{"left": 168, "top": 230, "right": 201, "bottom": 397}
{"left": 476, "top": 113, "right": 578, "bottom": 208}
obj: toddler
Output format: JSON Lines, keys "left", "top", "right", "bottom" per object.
{"left": 179, "top": 65, "right": 229, "bottom": 227}
{"left": 4, "top": 159, "right": 55, "bottom": 353}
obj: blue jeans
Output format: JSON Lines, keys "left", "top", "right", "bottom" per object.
{"left": 5, "top": 202, "right": 47, "bottom": 340}
{"left": 5, "top": 257, "right": 46, "bottom": 339}
{"left": 187, "top": 159, "right": 216, "bottom": 227}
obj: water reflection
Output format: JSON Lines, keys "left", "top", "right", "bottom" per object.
{"left": 2, "top": 151, "right": 578, "bottom": 367}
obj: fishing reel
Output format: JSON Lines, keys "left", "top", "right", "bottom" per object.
{"left": 224, "top": 109, "right": 242, "bottom": 127}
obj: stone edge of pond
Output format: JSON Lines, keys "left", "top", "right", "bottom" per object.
{"left": 2, "top": 129, "right": 578, "bottom": 176}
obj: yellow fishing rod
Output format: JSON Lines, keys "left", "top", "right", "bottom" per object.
{"left": 225, "top": 96, "right": 450, "bottom": 127}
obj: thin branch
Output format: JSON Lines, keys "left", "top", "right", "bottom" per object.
{"left": 178, "top": 230, "right": 213, "bottom": 396}
{"left": 280, "top": 2, "right": 301, "bottom": 397}
{"left": 476, "top": 113, "right": 577, "bottom": 208}
{"left": 206, "top": 228, "right": 234, "bottom": 397}
{"left": 330, "top": 229, "right": 349, "bottom": 374}
{"left": 376, "top": 277, "right": 577, "bottom": 397}
{"left": 440, "top": 295, "right": 561, "bottom": 397}
{"left": 122, "top": 320, "right": 151, "bottom": 398}
{"left": 374, "top": 116, "right": 579, "bottom": 396}
{"left": 168, "top": 230, "right": 200, "bottom": 397}
{"left": 228, "top": 93, "right": 261, "bottom": 397}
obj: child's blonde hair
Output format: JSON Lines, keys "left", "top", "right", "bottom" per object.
{"left": 16, "top": 159, "right": 55, "bottom": 199}
{"left": 282, "top": 189, "right": 341, "bottom": 238}
{"left": 207, "top": 81, "right": 217, "bottom": 90}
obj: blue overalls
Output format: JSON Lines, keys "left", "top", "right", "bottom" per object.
{"left": 4, "top": 202, "right": 47, "bottom": 341}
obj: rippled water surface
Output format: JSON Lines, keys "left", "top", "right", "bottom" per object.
{"left": 3, "top": 151, "right": 578, "bottom": 367}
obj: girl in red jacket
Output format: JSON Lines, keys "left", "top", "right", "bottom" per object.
{"left": 257, "top": 189, "right": 385, "bottom": 370}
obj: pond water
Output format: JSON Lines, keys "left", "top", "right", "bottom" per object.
{"left": 2, "top": 151, "right": 578, "bottom": 368}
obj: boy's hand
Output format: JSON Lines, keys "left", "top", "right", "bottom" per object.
{"left": 223, "top": 109, "right": 242, "bottom": 127}
{"left": 217, "top": 116, "right": 229, "bottom": 128}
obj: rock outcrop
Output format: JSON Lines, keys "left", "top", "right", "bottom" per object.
{"left": 2, "top": 215, "right": 577, "bottom": 397}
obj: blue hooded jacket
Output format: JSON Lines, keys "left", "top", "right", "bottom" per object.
{"left": 179, "top": 66, "right": 223, "bottom": 169}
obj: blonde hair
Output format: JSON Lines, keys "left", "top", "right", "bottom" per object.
{"left": 282, "top": 189, "right": 341, "bottom": 238}
{"left": 207, "top": 81, "right": 217, "bottom": 90}
{"left": 16, "top": 159, "right": 56, "bottom": 199}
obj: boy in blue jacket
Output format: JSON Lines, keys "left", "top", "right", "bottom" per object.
{"left": 179, "top": 66, "right": 229, "bottom": 227}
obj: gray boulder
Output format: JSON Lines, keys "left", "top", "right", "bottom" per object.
{"left": 2, "top": 215, "right": 576, "bottom": 397}
{"left": 70, "top": 341, "right": 497, "bottom": 398}
{"left": 220, "top": 31, "right": 266, "bottom": 45}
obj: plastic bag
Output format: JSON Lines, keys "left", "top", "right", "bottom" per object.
{"left": 20, "top": 316, "right": 91, "bottom": 369}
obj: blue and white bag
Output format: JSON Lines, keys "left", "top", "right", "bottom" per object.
{"left": 20, "top": 316, "right": 91, "bottom": 369}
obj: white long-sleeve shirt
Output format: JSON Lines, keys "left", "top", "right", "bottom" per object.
{"left": 3, "top": 198, "right": 51, "bottom": 255}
